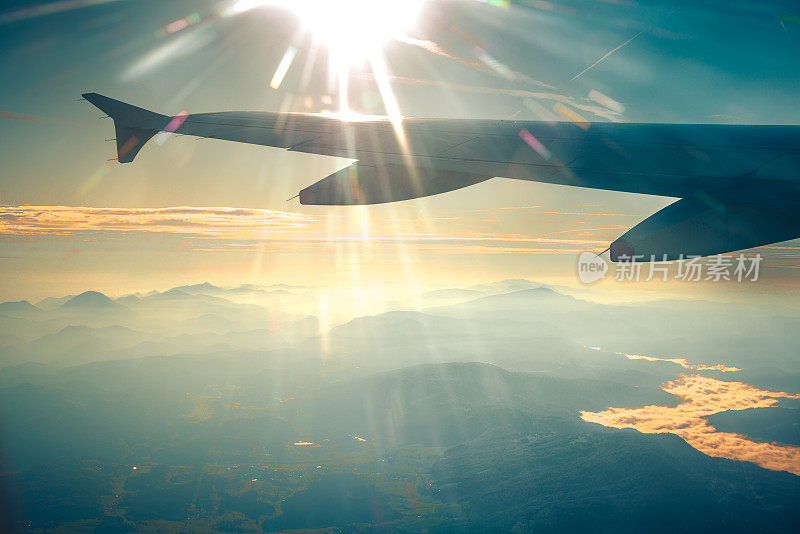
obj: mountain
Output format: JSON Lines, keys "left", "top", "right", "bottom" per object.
{"left": 116, "top": 294, "right": 141, "bottom": 306}
{"left": 0, "top": 314, "right": 55, "bottom": 353}
{"left": 161, "top": 283, "right": 311, "bottom": 304}
{"left": 35, "top": 295, "right": 75, "bottom": 310}
{"left": 10, "top": 325, "right": 153, "bottom": 366}
{"left": 708, "top": 407, "right": 800, "bottom": 447}
{"left": 321, "top": 310, "right": 516, "bottom": 370}
{"left": 0, "top": 300, "right": 41, "bottom": 318}
{"left": 60, "top": 291, "right": 122, "bottom": 310}
{"left": 423, "top": 287, "right": 800, "bottom": 372}
{"left": 170, "top": 282, "right": 219, "bottom": 294}
{"left": 3, "top": 280, "right": 800, "bottom": 532}
{"left": 733, "top": 367, "right": 800, "bottom": 393}
{"left": 2, "top": 357, "right": 796, "bottom": 533}
{"left": 311, "top": 298, "right": 718, "bottom": 383}
{"left": 175, "top": 313, "right": 242, "bottom": 334}
{"left": 421, "top": 288, "right": 483, "bottom": 304}
{"left": 261, "top": 283, "right": 309, "bottom": 290}
{"left": 468, "top": 278, "right": 545, "bottom": 293}
{"left": 286, "top": 362, "right": 673, "bottom": 445}
{"left": 7, "top": 280, "right": 800, "bottom": 373}
{"left": 149, "top": 288, "right": 205, "bottom": 301}
{"left": 131, "top": 289, "right": 259, "bottom": 311}
{"left": 329, "top": 310, "right": 467, "bottom": 342}
{"left": 430, "top": 286, "right": 582, "bottom": 316}
{"left": 430, "top": 426, "right": 800, "bottom": 533}
{"left": 0, "top": 362, "right": 61, "bottom": 388}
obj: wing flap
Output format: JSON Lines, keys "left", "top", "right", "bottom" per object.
{"left": 298, "top": 162, "right": 491, "bottom": 205}
{"left": 610, "top": 188, "right": 800, "bottom": 261}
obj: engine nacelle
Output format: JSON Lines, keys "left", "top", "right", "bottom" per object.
{"left": 610, "top": 193, "right": 800, "bottom": 261}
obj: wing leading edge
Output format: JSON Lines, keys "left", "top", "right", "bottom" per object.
{"left": 83, "top": 93, "right": 800, "bottom": 259}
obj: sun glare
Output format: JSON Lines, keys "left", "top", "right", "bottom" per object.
{"left": 232, "top": 0, "right": 426, "bottom": 62}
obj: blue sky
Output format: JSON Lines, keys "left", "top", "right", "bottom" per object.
{"left": 1, "top": 0, "right": 799, "bottom": 300}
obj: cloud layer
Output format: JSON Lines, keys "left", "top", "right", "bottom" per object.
{"left": 581, "top": 374, "right": 800, "bottom": 475}
{"left": 0, "top": 205, "right": 605, "bottom": 255}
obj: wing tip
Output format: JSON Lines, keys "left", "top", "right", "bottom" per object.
{"left": 298, "top": 188, "right": 317, "bottom": 205}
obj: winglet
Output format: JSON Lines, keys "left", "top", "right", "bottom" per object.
{"left": 82, "top": 93, "right": 169, "bottom": 163}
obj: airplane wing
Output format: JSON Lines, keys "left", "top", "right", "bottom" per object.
{"left": 82, "top": 93, "right": 800, "bottom": 260}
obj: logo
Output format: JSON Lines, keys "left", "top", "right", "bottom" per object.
{"left": 577, "top": 252, "right": 609, "bottom": 284}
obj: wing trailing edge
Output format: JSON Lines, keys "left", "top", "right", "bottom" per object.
{"left": 610, "top": 191, "right": 800, "bottom": 261}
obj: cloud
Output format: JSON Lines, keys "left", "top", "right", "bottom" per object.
{"left": 0, "top": 205, "right": 602, "bottom": 255}
{"left": 617, "top": 352, "right": 741, "bottom": 372}
{"left": 536, "top": 211, "right": 640, "bottom": 217}
{"left": 584, "top": 346, "right": 741, "bottom": 372}
{"left": 581, "top": 374, "right": 800, "bottom": 475}
{"left": 0, "top": 205, "right": 312, "bottom": 238}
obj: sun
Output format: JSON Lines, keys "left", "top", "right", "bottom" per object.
{"left": 230, "top": 0, "right": 428, "bottom": 123}
{"left": 231, "top": 0, "right": 427, "bottom": 63}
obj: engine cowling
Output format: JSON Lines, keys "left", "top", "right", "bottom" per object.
{"left": 610, "top": 193, "right": 800, "bottom": 261}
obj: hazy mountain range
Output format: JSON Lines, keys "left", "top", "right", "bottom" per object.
{"left": 1, "top": 280, "right": 799, "bottom": 532}
{"left": 2, "top": 279, "right": 797, "bottom": 373}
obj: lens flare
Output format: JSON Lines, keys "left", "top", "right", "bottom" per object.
{"left": 231, "top": 0, "right": 426, "bottom": 63}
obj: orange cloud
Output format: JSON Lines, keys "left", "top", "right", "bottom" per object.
{"left": 0, "top": 205, "right": 604, "bottom": 255}
{"left": 584, "top": 346, "right": 740, "bottom": 372}
{"left": 537, "top": 211, "right": 640, "bottom": 217}
{"left": 0, "top": 205, "right": 313, "bottom": 238}
{"left": 545, "top": 225, "right": 632, "bottom": 236}
{"left": 617, "top": 352, "right": 741, "bottom": 372}
{"left": 581, "top": 374, "right": 800, "bottom": 475}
